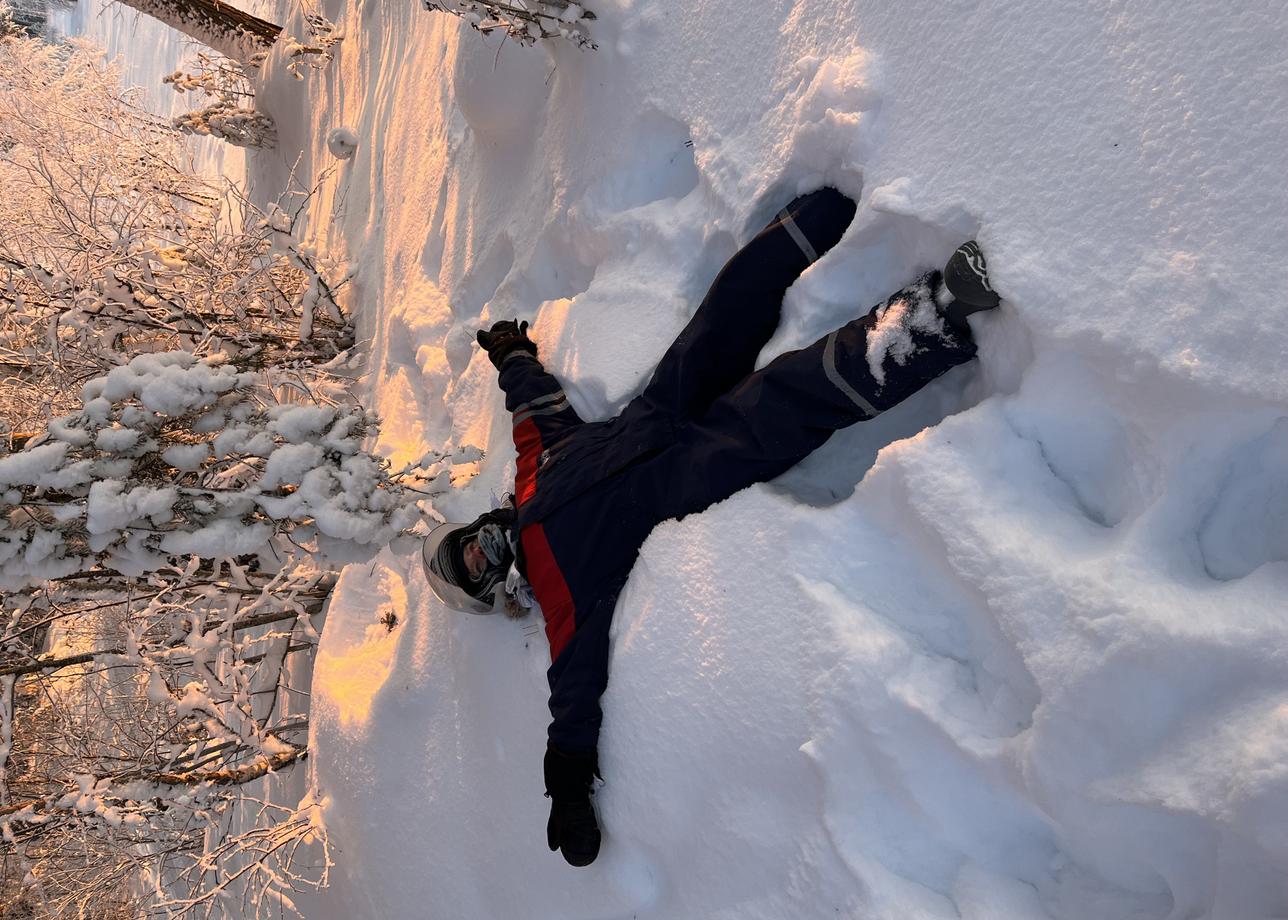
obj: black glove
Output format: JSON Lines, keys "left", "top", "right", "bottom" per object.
{"left": 544, "top": 744, "right": 601, "bottom": 867}
{"left": 476, "top": 319, "right": 537, "bottom": 370}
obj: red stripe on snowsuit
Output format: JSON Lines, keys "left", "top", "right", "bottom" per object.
{"left": 520, "top": 524, "right": 577, "bottom": 661}
{"left": 513, "top": 417, "right": 541, "bottom": 506}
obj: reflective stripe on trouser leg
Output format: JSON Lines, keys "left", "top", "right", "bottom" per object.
{"left": 823, "top": 331, "right": 880, "bottom": 417}
{"left": 777, "top": 209, "right": 819, "bottom": 264}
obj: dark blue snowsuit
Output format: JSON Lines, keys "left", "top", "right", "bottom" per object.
{"left": 497, "top": 189, "right": 977, "bottom": 756}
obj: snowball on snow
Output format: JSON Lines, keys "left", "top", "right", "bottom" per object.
{"left": 23, "top": 528, "right": 60, "bottom": 565}
{"left": 322, "top": 414, "right": 363, "bottom": 453}
{"left": 243, "top": 432, "right": 276, "bottom": 457}
{"left": 327, "top": 126, "right": 359, "bottom": 160}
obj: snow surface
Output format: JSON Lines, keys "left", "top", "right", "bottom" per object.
{"left": 203, "top": 0, "right": 1288, "bottom": 915}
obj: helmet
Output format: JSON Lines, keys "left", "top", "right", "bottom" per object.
{"left": 422, "top": 521, "right": 499, "bottom": 615}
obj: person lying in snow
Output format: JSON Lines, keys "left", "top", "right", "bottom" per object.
{"left": 421, "top": 187, "right": 1001, "bottom": 867}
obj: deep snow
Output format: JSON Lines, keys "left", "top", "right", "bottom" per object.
{"left": 126, "top": 0, "right": 1288, "bottom": 915}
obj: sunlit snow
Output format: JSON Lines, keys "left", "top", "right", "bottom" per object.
{"left": 90, "top": 0, "right": 1288, "bottom": 915}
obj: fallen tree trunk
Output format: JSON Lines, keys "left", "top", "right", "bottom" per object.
{"left": 114, "top": 0, "right": 282, "bottom": 63}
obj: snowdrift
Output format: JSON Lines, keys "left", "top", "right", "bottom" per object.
{"left": 248, "top": 0, "right": 1288, "bottom": 916}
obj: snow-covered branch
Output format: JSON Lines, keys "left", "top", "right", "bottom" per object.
{"left": 0, "top": 350, "right": 433, "bottom": 589}
{"left": 1, "top": 31, "right": 352, "bottom": 429}
{"left": 424, "top": 0, "right": 597, "bottom": 49}
{"left": 0, "top": 552, "right": 332, "bottom": 917}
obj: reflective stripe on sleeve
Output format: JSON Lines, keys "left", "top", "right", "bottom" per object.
{"left": 513, "top": 398, "right": 572, "bottom": 426}
{"left": 514, "top": 389, "right": 568, "bottom": 415}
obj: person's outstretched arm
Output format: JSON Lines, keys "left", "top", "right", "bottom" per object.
{"left": 477, "top": 320, "right": 584, "bottom": 507}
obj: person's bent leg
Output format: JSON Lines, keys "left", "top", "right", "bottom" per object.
{"left": 656, "top": 272, "right": 977, "bottom": 520}
{"left": 633, "top": 187, "right": 857, "bottom": 422}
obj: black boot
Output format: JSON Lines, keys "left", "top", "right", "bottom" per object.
{"left": 544, "top": 744, "right": 601, "bottom": 867}
{"left": 942, "top": 240, "right": 1000, "bottom": 320}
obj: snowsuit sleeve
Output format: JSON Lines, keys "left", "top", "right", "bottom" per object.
{"left": 493, "top": 352, "right": 609, "bottom": 753}
{"left": 496, "top": 352, "right": 583, "bottom": 507}
{"left": 541, "top": 583, "right": 624, "bottom": 755}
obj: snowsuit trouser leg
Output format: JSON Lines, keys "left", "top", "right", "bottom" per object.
{"left": 632, "top": 188, "right": 857, "bottom": 422}
{"left": 652, "top": 275, "right": 978, "bottom": 522}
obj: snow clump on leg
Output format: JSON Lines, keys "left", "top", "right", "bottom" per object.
{"left": 865, "top": 275, "right": 947, "bottom": 385}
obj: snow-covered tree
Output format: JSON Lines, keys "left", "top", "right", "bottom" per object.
{"left": 0, "top": 556, "right": 334, "bottom": 917}
{"left": 0, "top": 347, "right": 456, "bottom": 913}
{"left": 0, "top": 26, "right": 349, "bottom": 429}
{"left": 0, "top": 19, "right": 411, "bottom": 915}
{"left": 0, "top": 350, "right": 434, "bottom": 589}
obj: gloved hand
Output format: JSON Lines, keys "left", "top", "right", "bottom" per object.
{"left": 544, "top": 744, "right": 601, "bottom": 867}
{"left": 476, "top": 319, "right": 537, "bottom": 370}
